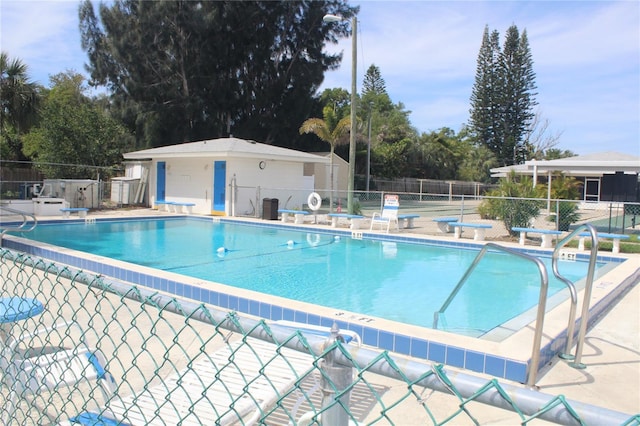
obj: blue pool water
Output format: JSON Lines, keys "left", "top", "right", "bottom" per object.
{"left": 18, "top": 217, "right": 605, "bottom": 336}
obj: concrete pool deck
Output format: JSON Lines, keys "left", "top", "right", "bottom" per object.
{"left": 6, "top": 207, "right": 639, "bottom": 419}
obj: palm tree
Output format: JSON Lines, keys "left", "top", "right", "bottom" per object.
{"left": 299, "top": 106, "right": 351, "bottom": 213}
{"left": 1, "top": 52, "right": 40, "bottom": 160}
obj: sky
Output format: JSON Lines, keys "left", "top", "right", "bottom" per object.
{"left": 2, "top": 0, "right": 639, "bottom": 157}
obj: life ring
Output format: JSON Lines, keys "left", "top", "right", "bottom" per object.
{"left": 306, "top": 233, "right": 320, "bottom": 246}
{"left": 307, "top": 192, "right": 322, "bottom": 211}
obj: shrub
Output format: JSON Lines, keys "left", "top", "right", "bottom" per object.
{"left": 479, "top": 171, "right": 543, "bottom": 236}
{"left": 538, "top": 173, "right": 582, "bottom": 231}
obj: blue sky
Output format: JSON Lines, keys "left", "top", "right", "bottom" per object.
{"left": 2, "top": 1, "right": 638, "bottom": 156}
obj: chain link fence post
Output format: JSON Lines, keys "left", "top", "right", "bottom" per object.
{"left": 320, "top": 323, "right": 353, "bottom": 426}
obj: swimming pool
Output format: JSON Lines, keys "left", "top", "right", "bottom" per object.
{"left": 13, "top": 216, "right": 606, "bottom": 337}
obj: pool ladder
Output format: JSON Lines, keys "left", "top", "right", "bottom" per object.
{"left": 0, "top": 204, "right": 38, "bottom": 246}
{"left": 552, "top": 224, "right": 598, "bottom": 369}
{"left": 433, "top": 224, "right": 598, "bottom": 386}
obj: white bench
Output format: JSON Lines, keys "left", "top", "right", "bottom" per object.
{"left": 60, "top": 207, "right": 89, "bottom": 219}
{"left": 512, "top": 227, "right": 562, "bottom": 248}
{"left": 433, "top": 217, "right": 457, "bottom": 233}
{"left": 449, "top": 222, "right": 492, "bottom": 241}
{"left": 155, "top": 201, "right": 195, "bottom": 214}
{"left": 171, "top": 202, "right": 195, "bottom": 214}
{"left": 578, "top": 232, "right": 629, "bottom": 254}
{"left": 327, "top": 213, "right": 364, "bottom": 230}
{"left": 398, "top": 214, "right": 420, "bottom": 229}
{"left": 278, "top": 209, "right": 309, "bottom": 224}
{"left": 154, "top": 201, "right": 172, "bottom": 212}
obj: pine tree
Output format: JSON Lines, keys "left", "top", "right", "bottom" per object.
{"left": 362, "top": 64, "right": 386, "bottom": 96}
{"left": 469, "top": 25, "right": 537, "bottom": 166}
{"left": 469, "top": 27, "right": 501, "bottom": 159}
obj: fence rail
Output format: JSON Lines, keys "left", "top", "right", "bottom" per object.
{"left": 2, "top": 179, "right": 639, "bottom": 254}
{"left": 0, "top": 248, "right": 637, "bottom": 425}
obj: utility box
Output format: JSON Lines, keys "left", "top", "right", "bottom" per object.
{"left": 32, "top": 198, "right": 69, "bottom": 216}
{"left": 39, "top": 179, "right": 100, "bottom": 208}
{"left": 111, "top": 177, "right": 140, "bottom": 205}
{"left": 262, "top": 198, "right": 278, "bottom": 220}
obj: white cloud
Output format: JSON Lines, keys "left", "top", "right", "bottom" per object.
{"left": 1, "top": 0, "right": 86, "bottom": 85}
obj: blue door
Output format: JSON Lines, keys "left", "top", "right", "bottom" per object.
{"left": 156, "top": 162, "right": 166, "bottom": 202}
{"left": 213, "top": 161, "right": 226, "bottom": 214}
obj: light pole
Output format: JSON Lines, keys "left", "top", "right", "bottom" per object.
{"left": 366, "top": 102, "right": 372, "bottom": 194}
{"left": 323, "top": 14, "right": 357, "bottom": 214}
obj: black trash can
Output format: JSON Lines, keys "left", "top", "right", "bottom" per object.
{"left": 262, "top": 198, "right": 279, "bottom": 220}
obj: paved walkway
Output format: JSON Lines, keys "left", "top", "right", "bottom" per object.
{"left": 535, "top": 281, "right": 639, "bottom": 417}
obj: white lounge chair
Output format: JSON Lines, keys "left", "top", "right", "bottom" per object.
{"left": 64, "top": 337, "right": 315, "bottom": 426}
{"left": 1, "top": 319, "right": 115, "bottom": 424}
{"left": 370, "top": 194, "right": 400, "bottom": 233}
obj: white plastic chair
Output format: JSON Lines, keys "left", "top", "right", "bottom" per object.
{"left": 370, "top": 194, "right": 400, "bottom": 233}
{"left": 1, "top": 319, "right": 115, "bottom": 424}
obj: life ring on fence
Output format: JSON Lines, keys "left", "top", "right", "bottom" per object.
{"left": 307, "top": 192, "right": 322, "bottom": 211}
{"left": 306, "top": 233, "right": 321, "bottom": 246}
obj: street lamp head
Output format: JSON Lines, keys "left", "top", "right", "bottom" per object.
{"left": 323, "top": 14, "right": 342, "bottom": 23}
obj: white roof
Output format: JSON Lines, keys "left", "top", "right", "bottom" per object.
{"left": 491, "top": 151, "right": 640, "bottom": 178}
{"left": 123, "top": 138, "right": 329, "bottom": 163}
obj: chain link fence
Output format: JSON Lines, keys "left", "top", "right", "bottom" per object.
{"left": 2, "top": 170, "right": 639, "bottom": 247}
{"left": 1, "top": 248, "right": 637, "bottom": 425}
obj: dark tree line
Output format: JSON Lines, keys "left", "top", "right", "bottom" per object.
{"left": 79, "top": 0, "right": 357, "bottom": 149}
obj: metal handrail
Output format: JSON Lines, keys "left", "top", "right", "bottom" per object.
{"left": 433, "top": 242, "right": 549, "bottom": 387}
{"left": 0, "top": 205, "right": 38, "bottom": 245}
{"left": 551, "top": 223, "right": 598, "bottom": 367}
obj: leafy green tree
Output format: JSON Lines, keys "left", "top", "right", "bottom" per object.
{"left": 369, "top": 103, "right": 416, "bottom": 177}
{"left": 371, "top": 138, "right": 411, "bottom": 178}
{"left": 543, "top": 148, "right": 576, "bottom": 160}
{"left": 469, "top": 25, "right": 538, "bottom": 166}
{"left": 22, "top": 72, "right": 132, "bottom": 178}
{"left": 299, "top": 106, "right": 351, "bottom": 211}
{"left": 458, "top": 145, "right": 498, "bottom": 183}
{"left": 319, "top": 88, "right": 351, "bottom": 121}
{"left": 411, "top": 128, "right": 463, "bottom": 180}
{"left": 357, "top": 64, "right": 407, "bottom": 180}
{"left": 318, "top": 67, "right": 415, "bottom": 183}
{"left": 79, "top": 0, "right": 357, "bottom": 148}
{"left": 0, "top": 52, "right": 41, "bottom": 161}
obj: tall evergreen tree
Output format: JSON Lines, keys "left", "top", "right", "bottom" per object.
{"left": 469, "top": 25, "right": 537, "bottom": 166}
{"left": 361, "top": 64, "right": 392, "bottom": 121}
{"left": 79, "top": 0, "right": 357, "bottom": 148}
{"left": 469, "top": 27, "right": 501, "bottom": 159}
{"left": 362, "top": 64, "right": 386, "bottom": 96}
